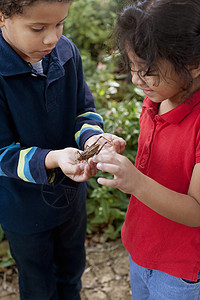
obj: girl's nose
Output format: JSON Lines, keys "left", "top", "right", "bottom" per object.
{"left": 131, "top": 71, "right": 145, "bottom": 86}
{"left": 43, "top": 29, "right": 59, "bottom": 46}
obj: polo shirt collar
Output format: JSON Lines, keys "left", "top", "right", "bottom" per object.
{"left": 143, "top": 88, "right": 200, "bottom": 124}
{"left": 0, "top": 31, "right": 31, "bottom": 76}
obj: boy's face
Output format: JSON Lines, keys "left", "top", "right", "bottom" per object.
{"left": 0, "top": 1, "right": 71, "bottom": 64}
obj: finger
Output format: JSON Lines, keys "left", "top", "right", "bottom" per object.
{"left": 63, "top": 163, "right": 83, "bottom": 176}
{"left": 96, "top": 162, "right": 120, "bottom": 177}
{"left": 85, "top": 163, "right": 97, "bottom": 177}
{"left": 109, "top": 135, "right": 126, "bottom": 144}
{"left": 93, "top": 150, "right": 118, "bottom": 163}
{"left": 112, "top": 142, "right": 124, "bottom": 154}
{"left": 84, "top": 159, "right": 97, "bottom": 170}
{"left": 97, "top": 177, "right": 117, "bottom": 188}
{"left": 112, "top": 139, "right": 126, "bottom": 153}
{"left": 87, "top": 157, "right": 97, "bottom": 166}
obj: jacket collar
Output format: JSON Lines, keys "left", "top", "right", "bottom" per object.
{"left": 143, "top": 89, "right": 200, "bottom": 124}
{"left": 0, "top": 31, "right": 31, "bottom": 76}
{"left": 0, "top": 31, "right": 73, "bottom": 77}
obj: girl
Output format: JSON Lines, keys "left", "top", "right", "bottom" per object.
{"left": 0, "top": 0, "right": 125, "bottom": 299}
{"left": 92, "top": 0, "right": 200, "bottom": 299}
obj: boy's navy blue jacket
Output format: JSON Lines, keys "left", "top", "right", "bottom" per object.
{"left": 0, "top": 31, "right": 104, "bottom": 233}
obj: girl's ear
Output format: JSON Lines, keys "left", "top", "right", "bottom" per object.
{"left": 190, "top": 65, "right": 200, "bottom": 79}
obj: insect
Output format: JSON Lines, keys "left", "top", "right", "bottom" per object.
{"left": 76, "top": 136, "right": 113, "bottom": 162}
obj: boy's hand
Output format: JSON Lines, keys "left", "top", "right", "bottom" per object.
{"left": 84, "top": 133, "right": 126, "bottom": 154}
{"left": 45, "top": 148, "right": 98, "bottom": 182}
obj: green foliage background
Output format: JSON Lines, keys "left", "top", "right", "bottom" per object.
{"left": 64, "top": 0, "right": 143, "bottom": 239}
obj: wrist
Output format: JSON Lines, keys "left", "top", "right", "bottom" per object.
{"left": 45, "top": 150, "right": 61, "bottom": 170}
{"left": 131, "top": 168, "right": 146, "bottom": 197}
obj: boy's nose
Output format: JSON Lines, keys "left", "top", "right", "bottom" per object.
{"left": 43, "top": 30, "right": 59, "bottom": 46}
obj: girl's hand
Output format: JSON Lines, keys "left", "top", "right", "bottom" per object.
{"left": 91, "top": 150, "right": 141, "bottom": 195}
{"left": 84, "top": 133, "right": 126, "bottom": 154}
{"left": 92, "top": 151, "right": 200, "bottom": 227}
{"left": 45, "top": 148, "right": 98, "bottom": 182}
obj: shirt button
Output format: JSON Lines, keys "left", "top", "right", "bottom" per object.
{"left": 141, "top": 158, "right": 146, "bottom": 165}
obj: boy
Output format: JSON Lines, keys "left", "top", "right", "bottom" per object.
{"left": 0, "top": 0, "right": 125, "bottom": 299}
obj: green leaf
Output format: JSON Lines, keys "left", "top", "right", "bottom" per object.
{"left": 0, "top": 255, "right": 15, "bottom": 268}
{"left": 105, "top": 224, "right": 120, "bottom": 240}
{"left": 0, "top": 225, "right": 4, "bottom": 242}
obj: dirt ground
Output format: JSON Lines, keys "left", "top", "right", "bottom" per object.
{"left": 0, "top": 235, "right": 132, "bottom": 300}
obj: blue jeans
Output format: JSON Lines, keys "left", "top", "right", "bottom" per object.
{"left": 2, "top": 202, "right": 87, "bottom": 300}
{"left": 129, "top": 256, "right": 200, "bottom": 300}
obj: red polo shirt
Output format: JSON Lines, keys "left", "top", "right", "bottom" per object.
{"left": 121, "top": 89, "right": 200, "bottom": 281}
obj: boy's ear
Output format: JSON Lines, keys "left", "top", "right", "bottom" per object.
{"left": 0, "top": 12, "right": 5, "bottom": 28}
{"left": 190, "top": 65, "right": 200, "bottom": 79}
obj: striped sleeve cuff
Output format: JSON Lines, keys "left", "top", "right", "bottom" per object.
{"left": 0, "top": 142, "right": 51, "bottom": 185}
{"left": 75, "top": 112, "right": 104, "bottom": 148}
{"left": 75, "top": 123, "right": 104, "bottom": 148}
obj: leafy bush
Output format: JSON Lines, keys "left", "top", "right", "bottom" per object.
{"left": 0, "top": 225, "right": 14, "bottom": 268}
{"left": 64, "top": 0, "right": 121, "bottom": 105}
{"left": 64, "top": 0, "right": 119, "bottom": 57}
{"left": 87, "top": 179, "right": 129, "bottom": 239}
{"left": 100, "top": 91, "right": 142, "bottom": 159}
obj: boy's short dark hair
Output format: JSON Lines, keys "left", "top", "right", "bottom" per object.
{"left": 115, "top": 0, "right": 200, "bottom": 88}
{"left": 0, "top": 0, "right": 73, "bottom": 17}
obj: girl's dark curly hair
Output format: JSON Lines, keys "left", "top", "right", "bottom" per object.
{"left": 115, "top": 0, "right": 200, "bottom": 87}
{"left": 0, "top": 0, "right": 73, "bottom": 17}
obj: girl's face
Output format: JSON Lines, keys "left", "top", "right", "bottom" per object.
{"left": 0, "top": 1, "right": 71, "bottom": 64}
{"left": 128, "top": 50, "right": 200, "bottom": 107}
